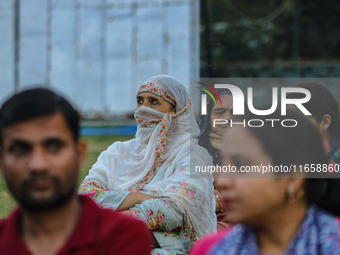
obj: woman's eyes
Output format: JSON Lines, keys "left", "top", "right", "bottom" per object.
{"left": 213, "top": 108, "right": 233, "bottom": 115}
{"left": 137, "top": 98, "right": 159, "bottom": 105}
{"left": 213, "top": 109, "right": 226, "bottom": 115}
{"left": 150, "top": 98, "right": 159, "bottom": 105}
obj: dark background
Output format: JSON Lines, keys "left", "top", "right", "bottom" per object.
{"left": 200, "top": 0, "right": 340, "bottom": 78}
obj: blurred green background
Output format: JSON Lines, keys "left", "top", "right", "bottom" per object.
{"left": 200, "top": 0, "right": 340, "bottom": 77}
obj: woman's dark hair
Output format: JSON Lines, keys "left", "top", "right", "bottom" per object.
{"left": 0, "top": 87, "right": 80, "bottom": 144}
{"left": 198, "top": 89, "right": 232, "bottom": 164}
{"left": 242, "top": 107, "right": 340, "bottom": 215}
{"left": 294, "top": 82, "right": 340, "bottom": 137}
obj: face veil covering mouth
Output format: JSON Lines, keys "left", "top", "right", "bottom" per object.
{"left": 132, "top": 82, "right": 192, "bottom": 192}
{"left": 134, "top": 105, "right": 164, "bottom": 128}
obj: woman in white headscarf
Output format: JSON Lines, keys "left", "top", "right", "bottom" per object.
{"left": 79, "top": 75, "right": 216, "bottom": 254}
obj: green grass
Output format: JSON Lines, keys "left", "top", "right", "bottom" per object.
{"left": 0, "top": 135, "right": 133, "bottom": 218}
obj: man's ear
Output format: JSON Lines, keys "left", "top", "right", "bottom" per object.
{"left": 76, "top": 140, "right": 87, "bottom": 169}
{"left": 320, "top": 114, "right": 331, "bottom": 133}
{"left": 0, "top": 147, "right": 4, "bottom": 176}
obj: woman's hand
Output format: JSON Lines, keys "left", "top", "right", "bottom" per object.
{"left": 119, "top": 210, "right": 131, "bottom": 215}
{"left": 117, "top": 192, "right": 155, "bottom": 211}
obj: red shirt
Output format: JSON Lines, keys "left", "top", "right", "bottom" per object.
{"left": 0, "top": 195, "right": 151, "bottom": 255}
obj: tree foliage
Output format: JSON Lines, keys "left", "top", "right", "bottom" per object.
{"left": 201, "top": 0, "right": 340, "bottom": 69}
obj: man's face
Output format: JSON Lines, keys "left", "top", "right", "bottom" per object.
{"left": 0, "top": 113, "right": 86, "bottom": 212}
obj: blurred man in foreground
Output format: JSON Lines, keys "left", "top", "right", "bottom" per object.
{"left": 0, "top": 88, "right": 151, "bottom": 255}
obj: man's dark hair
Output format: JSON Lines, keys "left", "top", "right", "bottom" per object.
{"left": 0, "top": 87, "right": 80, "bottom": 144}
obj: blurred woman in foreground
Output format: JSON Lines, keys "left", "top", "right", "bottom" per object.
{"left": 191, "top": 108, "right": 340, "bottom": 255}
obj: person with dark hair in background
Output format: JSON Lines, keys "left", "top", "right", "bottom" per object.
{"left": 0, "top": 88, "right": 151, "bottom": 255}
{"left": 198, "top": 89, "right": 233, "bottom": 230}
{"left": 198, "top": 89, "right": 233, "bottom": 166}
{"left": 295, "top": 82, "right": 340, "bottom": 165}
{"left": 191, "top": 108, "right": 340, "bottom": 255}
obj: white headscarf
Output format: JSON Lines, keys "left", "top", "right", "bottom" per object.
{"left": 87, "top": 75, "right": 216, "bottom": 237}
